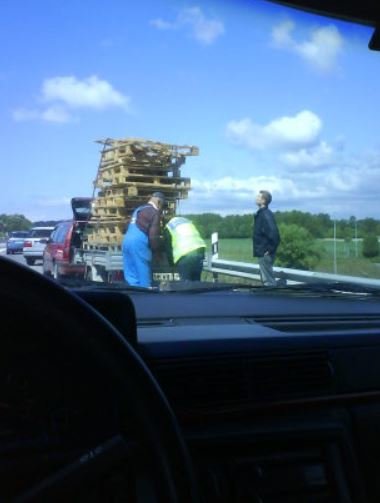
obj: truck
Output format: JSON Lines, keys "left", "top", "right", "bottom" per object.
{"left": 70, "top": 138, "right": 199, "bottom": 284}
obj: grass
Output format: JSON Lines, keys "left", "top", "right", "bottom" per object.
{"left": 205, "top": 238, "right": 380, "bottom": 279}
{"left": 206, "top": 238, "right": 255, "bottom": 263}
{"left": 320, "top": 239, "right": 362, "bottom": 259}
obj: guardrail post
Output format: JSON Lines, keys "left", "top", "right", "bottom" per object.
{"left": 211, "top": 232, "right": 219, "bottom": 282}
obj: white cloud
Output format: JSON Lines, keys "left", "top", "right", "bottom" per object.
{"left": 326, "top": 170, "right": 359, "bottom": 191}
{"left": 42, "top": 75, "right": 130, "bottom": 110}
{"left": 226, "top": 110, "right": 322, "bottom": 151}
{"left": 272, "top": 20, "right": 344, "bottom": 72}
{"left": 180, "top": 146, "right": 380, "bottom": 218}
{"left": 151, "top": 6, "right": 224, "bottom": 45}
{"left": 150, "top": 18, "right": 175, "bottom": 30}
{"left": 181, "top": 175, "right": 326, "bottom": 215}
{"left": 12, "top": 105, "right": 72, "bottom": 123}
{"left": 179, "top": 7, "right": 225, "bottom": 45}
{"left": 179, "top": 159, "right": 379, "bottom": 218}
{"left": 280, "top": 140, "right": 333, "bottom": 168}
{"left": 12, "top": 108, "right": 40, "bottom": 122}
{"left": 272, "top": 20, "right": 295, "bottom": 47}
{"left": 12, "top": 75, "right": 130, "bottom": 123}
{"left": 41, "top": 106, "right": 72, "bottom": 123}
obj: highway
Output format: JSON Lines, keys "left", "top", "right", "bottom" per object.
{"left": 0, "top": 245, "right": 43, "bottom": 275}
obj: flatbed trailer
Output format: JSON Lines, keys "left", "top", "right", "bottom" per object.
{"left": 75, "top": 243, "right": 178, "bottom": 284}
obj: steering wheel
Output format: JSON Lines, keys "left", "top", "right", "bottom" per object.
{"left": 0, "top": 257, "right": 199, "bottom": 502}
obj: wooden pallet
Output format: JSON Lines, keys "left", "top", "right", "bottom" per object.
{"left": 87, "top": 221, "right": 126, "bottom": 244}
{"left": 92, "top": 206, "right": 129, "bottom": 218}
{"left": 87, "top": 220, "right": 126, "bottom": 230}
{"left": 93, "top": 192, "right": 180, "bottom": 211}
{"left": 87, "top": 234, "right": 122, "bottom": 245}
{"left": 99, "top": 159, "right": 182, "bottom": 174}
{"left": 95, "top": 184, "right": 189, "bottom": 204}
{"left": 88, "top": 218, "right": 127, "bottom": 228}
{"left": 99, "top": 139, "right": 199, "bottom": 163}
{"left": 98, "top": 165, "right": 189, "bottom": 186}
{"left": 93, "top": 194, "right": 178, "bottom": 212}
{"left": 96, "top": 174, "right": 190, "bottom": 192}
{"left": 92, "top": 138, "right": 197, "bottom": 227}
{"left": 96, "top": 196, "right": 125, "bottom": 207}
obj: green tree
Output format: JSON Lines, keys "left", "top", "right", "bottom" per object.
{"left": 275, "top": 210, "right": 331, "bottom": 238}
{"left": 0, "top": 214, "right": 32, "bottom": 233}
{"left": 184, "top": 213, "right": 223, "bottom": 239}
{"left": 276, "top": 224, "right": 321, "bottom": 270}
{"left": 362, "top": 235, "right": 379, "bottom": 258}
{"left": 360, "top": 218, "right": 379, "bottom": 237}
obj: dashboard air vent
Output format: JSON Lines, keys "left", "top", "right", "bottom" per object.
{"left": 248, "top": 314, "right": 380, "bottom": 333}
{"left": 151, "top": 351, "right": 333, "bottom": 411}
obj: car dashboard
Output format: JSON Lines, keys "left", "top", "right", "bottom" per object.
{"left": 71, "top": 286, "right": 380, "bottom": 503}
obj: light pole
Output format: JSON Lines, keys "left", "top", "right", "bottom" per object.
{"left": 355, "top": 218, "right": 358, "bottom": 258}
{"left": 333, "top": 219, "right": 337, "bottom": 274}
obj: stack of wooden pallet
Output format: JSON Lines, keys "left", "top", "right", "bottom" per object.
{"left": 86, "top": 138, "right": 198, "bottom": 246}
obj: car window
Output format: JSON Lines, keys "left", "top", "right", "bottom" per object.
{"left": 50, "top": 228, "right": 59, "bottom": 242}
{"left": 53, "top": 223, "right": 71, "bottom": 244}
{"left": 30, "top": 229, "right": 53, "bottom": 238}
{"left": 9, "top": 231, "right": 29, "bottom": 239}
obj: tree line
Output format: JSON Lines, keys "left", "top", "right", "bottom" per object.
{"left": 184, "top": 211, "right": 380, "bottom": 241}
{"left": 1, "top": 211, "right": 380, "bottom": 240}
{"left": 2, "top": 211, "right": 379, "bottom": 267}
{"left": 0, "top": 214, "right": 61, "bottom": 236}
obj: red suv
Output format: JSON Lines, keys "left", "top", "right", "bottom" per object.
{"left": 43, "top": 197, "right": 92, "bottom": 280}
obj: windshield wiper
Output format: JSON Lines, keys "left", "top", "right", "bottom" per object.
{"left": 59, "top": 278, "right": 159, "bottom": 293}
{"left": 159, "top": 280, "right": 380, "bottom": 297}
{"left": 61, "top": 278, "right": 380, "bottom": 297}
{"left": 158, "top": 281, "right": 263, "bottom": 293}
{"left": 271, "top": 281, "right": 380, "bottom": 297}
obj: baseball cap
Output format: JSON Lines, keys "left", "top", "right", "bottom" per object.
{"left": 152, "top": 191, "right": 166, "bottom": 202}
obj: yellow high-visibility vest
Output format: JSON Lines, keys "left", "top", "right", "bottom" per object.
{"left": 166, "top": 217, "right": 206, "bottom": 264}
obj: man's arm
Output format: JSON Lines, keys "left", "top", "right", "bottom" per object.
{"left": 263, "top": 212, "right": 280, "bottom": 254}
{"left": 136, "top": 206, "right": 163, "bottom": 251}
{"left": 148, "top": 211, "right": 162, "bottom": 251}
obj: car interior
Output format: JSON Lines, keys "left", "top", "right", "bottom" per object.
{"left": 2, "top": 0, "right": 380, "bottom": 502}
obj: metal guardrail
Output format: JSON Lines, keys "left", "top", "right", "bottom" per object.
{"left": 204, "top": 256, "right": 380, "bottom": 289}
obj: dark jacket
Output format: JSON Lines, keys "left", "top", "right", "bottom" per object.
{"left": 253, "top": 207, "right": 280, "bottom": 257}
{"left": 135, "top": 204, "right": 162, "bottom": 251}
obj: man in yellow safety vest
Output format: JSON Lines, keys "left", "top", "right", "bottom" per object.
{"left": 164, "top": 217, "right": 206, "bottom": 281}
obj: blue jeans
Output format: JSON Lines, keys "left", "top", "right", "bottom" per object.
{"left": 122, "top": 225, "right": 152, "bottom": 288}
{"left": 258, "top": 254, "right": 276, "bottom": 286}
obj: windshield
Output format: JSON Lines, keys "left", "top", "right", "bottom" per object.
{"left": 30, "top": 229, "right": 53, "bottom": 239}
{"left": 8, "top": 231, "right": 29, "bottom": 239}
{"left": 1, "top": 0, "right": 379, "bottom": 293}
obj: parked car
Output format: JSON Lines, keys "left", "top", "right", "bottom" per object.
{"left": 22, "top": 226, "right": 55, "bottom": 265}
{"left": 42, "top": 198, "right": 92, "bottom": 279}
{"left": 6, "top": 230, "right": 30, "bottom": 254}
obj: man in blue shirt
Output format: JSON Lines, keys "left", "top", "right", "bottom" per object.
{"left": 122, "top": 192, "right": 165, "bottom": 287}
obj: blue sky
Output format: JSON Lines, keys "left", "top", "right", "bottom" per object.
{"left": 0, "top": 0, "right": 379, "bottom": 221}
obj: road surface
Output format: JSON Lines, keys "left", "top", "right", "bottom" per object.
{"left": 0, "top": 247, "right": 43, "bottom": 275}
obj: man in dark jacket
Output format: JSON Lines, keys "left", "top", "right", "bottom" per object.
{"left": 253, "top": 190, "right": 280, "bottom": 286}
